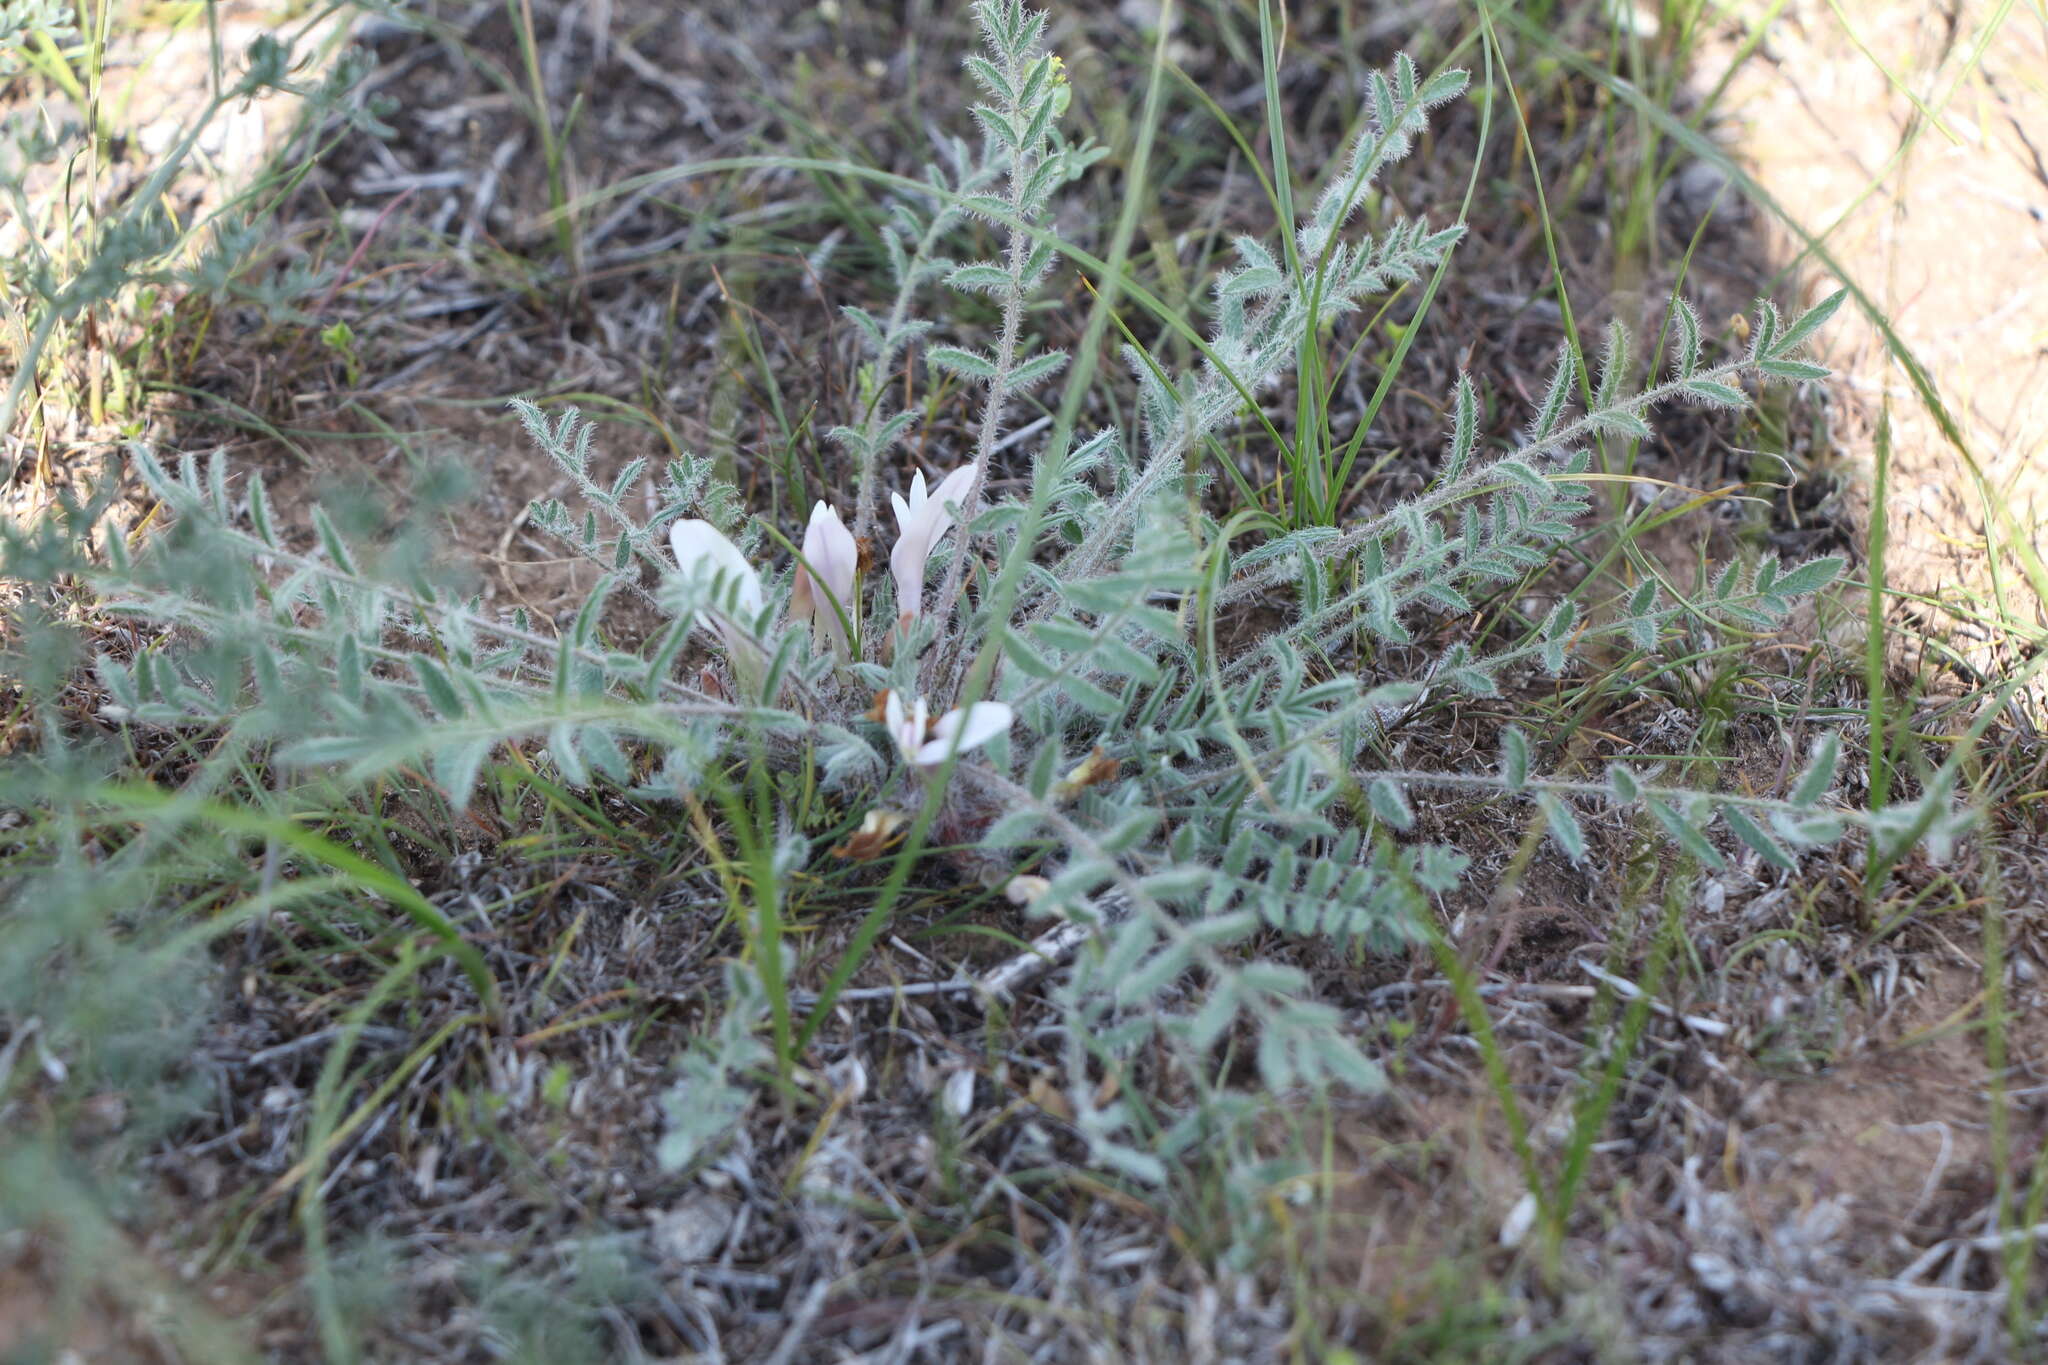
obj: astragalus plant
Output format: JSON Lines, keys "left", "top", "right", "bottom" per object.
{"left": 52, "top": 1, "right": 1966, "bottom": 1190}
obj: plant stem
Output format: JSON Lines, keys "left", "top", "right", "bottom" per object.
{"left": 924, "top": 74, "right": 1036, "bottom": 687}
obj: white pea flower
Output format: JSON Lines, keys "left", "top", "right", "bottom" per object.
{"left": 888, "top": 465, "right": 975, "bottom": 625}
{"left": 669, "top": 518, "right": 766, "bottom": 692}
{"left": 788, "top": 500, "right": 858, "bottom": 658}
{"left": 882, "top": 689, "right": 1013, "bottom": 773}
{"left": 668, "top": 519, "right": 763, "bottom": 616}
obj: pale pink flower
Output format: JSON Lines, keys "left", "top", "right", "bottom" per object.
{"left": 888, "top": 465, "right": 975, "bottom": 623}
{"left": 882, "top": 689, "right": 1014, "bottom": 773}
{"left": 787, "top": 500, "right": 858, "bottom": 658}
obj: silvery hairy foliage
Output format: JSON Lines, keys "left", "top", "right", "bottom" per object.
{"left": 55, "top": 2, "right": 1970, "bottom": 1186}
{"left": 0, "top": 0, "right": 75, "bottom": 75}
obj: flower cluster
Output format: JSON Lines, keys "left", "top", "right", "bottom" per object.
{"left": 667, "top": 464, "right": 1008, "bottom": 778}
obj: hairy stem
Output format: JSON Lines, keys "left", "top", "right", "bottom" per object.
{"left": 851, "top": 203, "right": 961, "bottom": 546}
{"left": 924, "top": 78, "right": 1037, "bottom": 689}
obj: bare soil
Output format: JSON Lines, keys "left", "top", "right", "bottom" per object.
{"left": 1719, "top": 0, "right": 2048, "bottom": 686}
